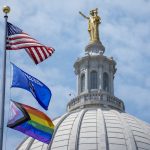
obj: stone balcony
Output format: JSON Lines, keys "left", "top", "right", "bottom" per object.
{"left": 67, "top": 91, "right": 125, "bottom": 112}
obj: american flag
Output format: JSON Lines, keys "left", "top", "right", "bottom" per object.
{"left": 6, "top": 22, "right": 55, "bottom": 64}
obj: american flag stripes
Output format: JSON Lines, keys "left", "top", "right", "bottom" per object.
{"left": 6, "top": 22, "right": 54, "bottom": 64}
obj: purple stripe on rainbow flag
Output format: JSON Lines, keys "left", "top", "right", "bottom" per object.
{"left": 7, "top": 101, "right": 54, "bottom": 144}
{"left": 15, "top": 122, "right": 52, "bottom": 144}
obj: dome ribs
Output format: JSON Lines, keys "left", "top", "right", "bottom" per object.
{"left": 122, "top": 113, "right": 150, "bottom": 150}
{"left": 112, "top": 110, "right": 137, "bottom": 150}
{"left": 103, "top": 110, "right": 127, "bottom": 150}
{"left": 75, "top": 109, "right": 88, "bottom": 150}
{"left": 78, "top": 109, "right": 100, "bottom": 150}
{"left": 48, "top": 113, "right": 71, "bottom": 150}
{"left": 97, "top": 108, "right": 109, "bottom": 150}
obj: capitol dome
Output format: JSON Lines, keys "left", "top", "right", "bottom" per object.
{"left": 17, "top": 9, "right": 150, "bottom": 150}
{"left": 17, "top": 107, "right": 150, "bottom": 150}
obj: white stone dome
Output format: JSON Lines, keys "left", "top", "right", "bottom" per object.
{"left": 17, "top": 107, "right": 150, "bottom": 150}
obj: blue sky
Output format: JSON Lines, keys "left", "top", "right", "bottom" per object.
{"left": 0, "top": 0, "right": 150, "bottom": 149}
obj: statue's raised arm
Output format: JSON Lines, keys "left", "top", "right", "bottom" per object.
{"left": 79, "top": 11, "right": 89, "bottom": 20}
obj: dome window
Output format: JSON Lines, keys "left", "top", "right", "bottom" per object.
{"left": 81, "top": 74, "right": 85, "bottom": 92}
{"left": 90, "top": 71, "right": 98, "bottom": 89}
{"left": 103, "top": 72, "right": 109, "bottom": 92}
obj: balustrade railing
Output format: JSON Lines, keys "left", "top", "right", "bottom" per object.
{"left": 67, "top": 91, "right": 125, "bottom": 112}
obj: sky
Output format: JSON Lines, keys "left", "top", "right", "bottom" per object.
{"left": 0, "top": 0, "right": 150, "bottom": 149}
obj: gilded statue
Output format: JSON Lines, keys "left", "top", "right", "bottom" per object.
{"left": 79, "top": 8, "right": 101, "bottom": 43}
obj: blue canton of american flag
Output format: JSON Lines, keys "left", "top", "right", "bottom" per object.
{"left": 6, "top": 22, "right": 55, "bottom": 64}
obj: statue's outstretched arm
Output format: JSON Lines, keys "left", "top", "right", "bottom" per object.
{"left": 79, "top": 11, "right": 89, "bottom": 20}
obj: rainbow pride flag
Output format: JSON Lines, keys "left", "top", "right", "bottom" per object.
{"left": 7, "top": 101, "right": 54, "bottom": 144}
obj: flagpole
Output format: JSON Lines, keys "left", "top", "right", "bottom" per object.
{"left": 0, "top": 6, "right": 10, "bottom": 150}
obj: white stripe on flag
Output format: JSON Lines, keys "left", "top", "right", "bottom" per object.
{"left": 31, "top": 47, "right": 41, "bottom": 63}
{"left": 8, "top": 33, "right": 31, "bottom": 38}
{"left": 43, "top": 47, "right": 50, "bottom": 57}
{"left": 48, "top": 48, "right": 53, "bottom": 54}
{"left": 25, "top": 48, "right": 36, "bottom": 63}
{"left": 6, "top": 43, "right": 42, "bottom": 49}
{"left": 37, "top": 47, "right": 45, "bottom": 60}
{"left": 7, "top": 38, "right": 38, "bottom": 44}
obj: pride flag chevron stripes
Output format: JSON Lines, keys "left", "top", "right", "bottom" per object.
{"left": 7, "top": 101, "right": 54, "bottom": 144}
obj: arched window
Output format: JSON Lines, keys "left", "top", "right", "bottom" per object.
{"left": 90, "top": 71, "right": 98, "bottom": 89}
{"left": 103, "top": 72, "right": 109, "bottom": 92}
{"left": 81, "top": 74, "right": 85, "bottom": 92}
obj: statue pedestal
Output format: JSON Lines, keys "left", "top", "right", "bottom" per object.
{"left": 85, "top": 41, "right": 105, "bottom": 55}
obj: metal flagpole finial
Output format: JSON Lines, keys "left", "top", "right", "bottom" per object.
{"left": 3, "top": 6, "right": 10, "bottom": 14}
